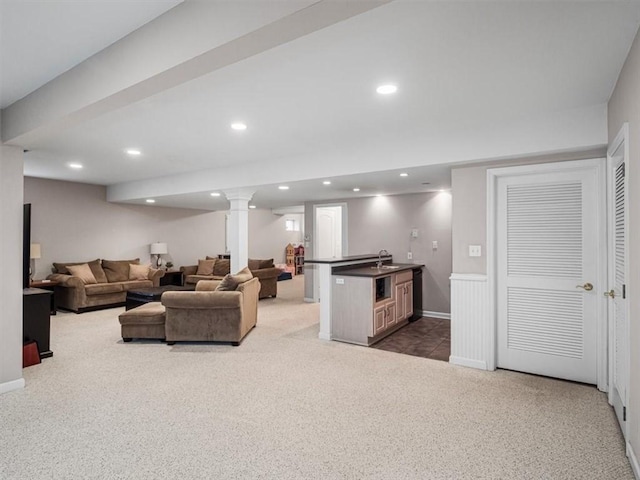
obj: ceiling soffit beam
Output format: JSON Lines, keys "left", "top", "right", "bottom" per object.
{"left": 1, "top": 0, "right": 392, "bottom": 146}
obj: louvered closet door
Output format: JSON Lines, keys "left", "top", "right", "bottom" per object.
{"left": 610, "top": 157, "right": 628, "bottom": 433}
{"left": 497, "top": 169, "right": 598, "bottom": 384}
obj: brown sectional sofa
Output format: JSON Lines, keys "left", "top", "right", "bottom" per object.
{"left": 180, "top": 257, "right": 280, "bottom": 299}
{"left": 162, "top": 277, "right": 260, "bottom": 346}
{"left": 47, "top": 258, "right": 165, "bottom": 313}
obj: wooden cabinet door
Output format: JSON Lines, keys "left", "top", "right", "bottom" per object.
{"left": 404, "top": 281, "right": 413, "bottom": 319}
{"left": 373, "top": 305, "right": 386, "bottom": 336}
{"left": 385, "top": 302, "right": 397, "bottom": 329}
{"left": 395, "top": 283, "right": 406, "bottom": 322}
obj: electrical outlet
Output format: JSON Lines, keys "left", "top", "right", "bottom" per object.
{"left": 335, "top": 278, "right": 344, "bottom": 285}
{"left": 407, "top": 252, "right": 413, "bottom": 260}
{"left": 432, "top": 240, "right": 438, "bottom": 250}
{"left": 469, "top": 245, "right": 482, "bottom": 257}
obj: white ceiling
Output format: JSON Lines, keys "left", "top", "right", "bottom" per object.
{"left": 3, "top": 1, "right": 640, "bottom": 210}
{"left": 0, "top": 0, "right": 183, "bottom": 109}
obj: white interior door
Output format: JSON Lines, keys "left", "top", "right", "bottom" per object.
{"left": 496, "top": 164, "right": 603, "bottom": 384}
{"left": 608, "top": 125, "right": 629, "bottom": 437}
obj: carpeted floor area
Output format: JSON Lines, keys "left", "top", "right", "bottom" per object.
{"left": 0, "top": 276, "right": 633, "bottom": 479}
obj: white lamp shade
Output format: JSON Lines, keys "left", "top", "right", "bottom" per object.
{"left": 30, "top": 243, "right": 41, "bottom": 259}
{"left": 150, "top": 242, "right": 168, "bottom": 255}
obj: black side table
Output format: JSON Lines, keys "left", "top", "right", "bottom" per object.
{"left": 159, "top": 270, "right": 183, "bottom": 286}
{"left": 23, "top": 288, "right": 53, "bottom": 359}
{"left": 30, "top": 280, "right": 58, "bottom": 315}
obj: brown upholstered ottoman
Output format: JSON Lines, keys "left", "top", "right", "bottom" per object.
{"left": 118, "top": 302, "right": 166, "bottom": 342}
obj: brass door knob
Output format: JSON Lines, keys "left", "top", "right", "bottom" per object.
{"left": 576, "top": 283, "right": 594, "bottom": 291}
{"left": 604, "top": 290, "right": 615, "bottom": 298}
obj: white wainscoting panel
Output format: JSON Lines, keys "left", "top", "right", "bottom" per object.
{"left": 450, "top": 273, "right": 490, "bottom": 370}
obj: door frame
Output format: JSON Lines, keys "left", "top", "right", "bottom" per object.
{"left": 486, "top": 158, "right": 608, "bottom": 390}
{"left": 607, "top": 123, "right": 630, "bottom": 435}
{"left": 312, "top": 203, "right": 348, "bottom": 302}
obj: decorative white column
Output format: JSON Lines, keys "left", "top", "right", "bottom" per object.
{"left": 224, "top": 189, "right": 254, "bottom": 273}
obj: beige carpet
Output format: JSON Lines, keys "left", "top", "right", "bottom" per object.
{"left": 0, "top": 276, "right": 633, "bottom": 479}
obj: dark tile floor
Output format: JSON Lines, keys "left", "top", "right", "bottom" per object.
{"left": 371, "top": 317, "right": 450, "bottom": 361}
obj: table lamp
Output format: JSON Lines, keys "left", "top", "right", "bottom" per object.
{"left": 150, "top": 242, "right": 168, "bottom": 269}
{"left": 30, "top": 243, "right": 41, "bottom": 283}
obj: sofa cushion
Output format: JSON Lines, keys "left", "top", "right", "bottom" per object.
{"left": 216, "top": 267, "right": 253, "bottom": 292}
{"left": 196, "top": 259, "right": 215, "bottom": 275}
{"left": 119, "top": 302, "right": 166, "bottom": 325}
{"left": 120, "top": 280, "right": 154, "bottom": 291}
{"left": 129, "top": 264, "right": 150, "bottom": 281}
{"left": 66, "top": 263, "right": 98, "bottom": 285}
{"left": 213, "top": 259, "right": 231, "bottom": 276}
{"left": 185, "top": 274, "right": 224, "bottom": 285}
{"left": 85, "top": 283, "right": 124, "bottom": 296}
{"left": 53, "top": 259, "right": 108, "bottom": 283}
{"left": 103, "top": 259, "right": 140, "bottom": 283}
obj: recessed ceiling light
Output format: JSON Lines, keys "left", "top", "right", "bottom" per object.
{"left": 323, "top": 180, "right": 331, "bottom": 185}
{"left": 126, "top": 149, "right": 141, "bottom": 156}
{"left": 231, "top": 122, "right": 247, "bottom": 131}
{"left": 68, "top": 163, "right": 83, "bottom": 169}
{"left": 353, "top": 188, "right": 360, "bottom": 192}
{"left": 146, "top": 199, "right": 155, "bottom": 204}
{"left": 400, "top": 173, "right": 408, "bottom": 177}
{"left": 210, "top": 192, "right": 221, "bottom": 197}
{"left": 376, "top": 84, "right": 397, "bottom": 95}
{"left": 278, "top": 185, "right": 289, "bottom": 190}
{"left": 249, "top": 205, "right": 256, "bottom": 209}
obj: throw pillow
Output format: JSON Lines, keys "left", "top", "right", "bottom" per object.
{"left": 102, "top": 259, "right": 140, "bottom": 283}
{"left": 248, "top": 259, "right": 261, "bottom": 271}
{"left": 213, "top": 259, "right": 231, "bottom": 276}
{"left": 129, "top": 264, "right": 150, "bottom": 281}
{"left": 53, "top": 259, "right": 107, "bottom": 283}
{"left": 259, "top": 258, "right": 274, "bottom": 269}
{"left": 66, "top": 263, "right": 98, "bottom": 285}
{"left": 196, "top": 259, "right": 215, "bottom": 275}
{"left": 215, "top": 266, "right": 253, "bottom": 291}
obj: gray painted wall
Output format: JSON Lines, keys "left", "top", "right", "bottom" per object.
{"left": 248, "top": 210, "right": 303, "bottom": 264}
{"left": 608, "top": 25, "right": 640, "bottom": 463}
{"left": 450, "top": 150, "right": 606, "bottom": 275}
{"left": 24, "top": 177, "right": 301, "bottom": 278}
{"left": 304, "top": 192, "right": 452, "bottom": 314}
{"left": 0, "top": 146, "right": 24, "bottom": 391}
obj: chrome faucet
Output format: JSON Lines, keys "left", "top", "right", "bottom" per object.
{"left": 377, "top": 249, "right": 389, "bottom": 269}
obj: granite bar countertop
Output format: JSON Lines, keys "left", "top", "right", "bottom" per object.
{"left": 333, "top": 263, "right": 424, "bottom": 278}
{"left": 305, "top": 254, "right": 392, "bottom": 265}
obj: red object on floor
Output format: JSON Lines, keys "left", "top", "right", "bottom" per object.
{"left": 23, "top": 341, "right": 41, "bottom": 368}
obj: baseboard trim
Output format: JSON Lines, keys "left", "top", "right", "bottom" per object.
{"left": 0, "top": 377, "right": 25, "bottom": 395}
{"left": 422, "top": 310, "right": 450, "bottom": 320}
{"left": 628, "top": 441, "right": 640, "bottom": 479}
{"left": 303, "top": 297, "right": 315, "bottom": 303}
{"left": 450, "top": 355, "right": 487, "bottom": 370}
{"left": 318, "top": 332, "right": 331, "bottom": 341}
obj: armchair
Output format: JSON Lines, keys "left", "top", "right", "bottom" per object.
{"left": 161, "top": 277, "right": 260, "bottom": 346}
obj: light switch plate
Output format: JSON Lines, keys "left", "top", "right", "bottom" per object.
{"left": 432, "top": 240, "right": 438, "bottom": 250}
{"left": 469, "top": 245, "right": 482, "bottom": 257}
{"left": 407, "top": 252, "right": 413, "bottom": 260}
